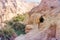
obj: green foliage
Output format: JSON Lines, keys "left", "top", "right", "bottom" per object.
{"left": 0, "top": 25, "right": 16, "bottom": 39}
{"left": 5, "top": 14, "right": 27, "bottom": 35}
{"left": 12, "top": 14, "right": 26, "bottom": 22}
{"left": 13, "top": 22, "right": 25, "bottom": 31}
{"left": 3, "top": 26, "right": 15, "bottom": 36}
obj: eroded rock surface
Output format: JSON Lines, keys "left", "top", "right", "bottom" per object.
{"left": 15, "top": 0, "right": 60, "bottom": 40}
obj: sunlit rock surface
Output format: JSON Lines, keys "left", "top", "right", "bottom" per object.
{"left": 29, "top": 0, "right": 60, "bottom": 15}
{"left": 15, "top": 0, "right": 60, "bottom": 40}
{"left": 15, "top": 8, "right": 60, "bottom": 40}
{"left": 0, "top": 0, "right": 37, "bottom": 21}
{"left": 0, "top": 0, "right": 37, "bottom": 29}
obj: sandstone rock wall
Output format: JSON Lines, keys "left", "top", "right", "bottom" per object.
{"left": 24, "top": 8, "right": 60, "bottom": 40}
{"left": 25, "top": 0, "right": 60, "bottom": 40}
{"left": 0, "top": 0, "right": 37, "bottom": 22}
{"left": 15, "top": 0, "right": 60, "bottom": 40}
{"left": 29, "top": 0, "right": 60, "bottom": 15}
{"left": 0, "top": 0, "right": 37, "bottom": 29}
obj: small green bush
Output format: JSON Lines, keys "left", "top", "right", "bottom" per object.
{"left": 12, "top": 14, "right": 26, "bottom": 22}
{"left": 0, "top": 25, "right": 17, "bottom": 40}
{"left": 5, "top": 14, "right": 27, "bottom": 35}
{"left": 3, "top": 26, "right": 15, "bottom": 36}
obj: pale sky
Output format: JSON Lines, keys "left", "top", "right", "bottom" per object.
{"left": 24, "top": 0, "right": 41, "bottom": 3}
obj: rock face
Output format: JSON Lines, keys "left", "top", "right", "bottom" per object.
{"left": 22, "top": 8, "right": 60, "bottom": 40}
{"left": 29, "top": 0, "right": 60, "bottom": 15}
{"left": 0, "top": 0, "right": 37, "bottom": 21}
{"left": 15, "top": 0, "right": 60, "bottom": 40}
{"left": 0, "top": 0, "right": 37, "bottom": 29}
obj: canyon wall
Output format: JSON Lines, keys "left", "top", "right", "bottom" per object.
{"left": 29, "top": 0, "right": 60, "bottom": 15}
{"left": 22, "top": 0, "right": 60, "bottom": 40}
{"left": 0, "top": 0, "right": 37, "bottom": 29}
{"left": 0, "top": 0, "right": 37, "bottom": 21}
